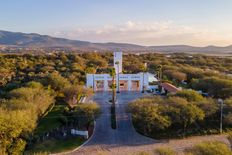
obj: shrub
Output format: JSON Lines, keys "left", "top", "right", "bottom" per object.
{"left": 185, "top": 141, "right": 232, "bottom": 155}
{"left": 135, "top": 151, "right": 150, "bottom": 155}
{"left": 155, "top": 147, "right": 176, "bottom": 155}
{"left": 228, "top": 132, "right": 232, "bottom": 148}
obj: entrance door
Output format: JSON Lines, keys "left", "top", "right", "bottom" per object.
{"left": 119, "top": 80, "right": 128, "bottom": 91}
{"left": 131, "top": 80, "right": 140, "bottom": 91}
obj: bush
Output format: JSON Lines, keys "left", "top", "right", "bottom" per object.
{"left": 135, "top": 151, "right": 150, "bottom": 155}
{"left": 228, "top": 132, "right": 232, "bottom": 148}
{"left": 175, "top": 90, "right": 203, "bottom": 102}
{"left": 185, "top": 141, "right": 232, "bottom": 155}
{"left": 155, "top": 147, "right": 176, "bottom": 155}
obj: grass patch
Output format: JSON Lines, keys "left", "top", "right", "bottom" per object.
{"left": 25, "top": 137, "right": 84, "bottom": 154}
{"left": 155, "top": 147, "right": 177, "bottom": 155}
{"left": 35, "top": 105, "right": 65, "bottom": 135}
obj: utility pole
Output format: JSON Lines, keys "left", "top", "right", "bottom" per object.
{"left": 218, "top": 98, "right": 224, "bottom": 134}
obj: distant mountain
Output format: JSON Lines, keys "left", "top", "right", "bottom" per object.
{"left": 1, "top": 30, "right": 232, "bottom": 54}
{"left": 0, "top": 30, "right": 91, "bottom": 47}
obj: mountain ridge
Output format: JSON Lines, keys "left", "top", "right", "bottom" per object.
{"left": 1, "top": 30, "right": 232, "bottom": 54}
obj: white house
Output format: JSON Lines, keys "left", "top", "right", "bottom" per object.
{"left": 86, "top": 51, "right": 158, "bottom": 92}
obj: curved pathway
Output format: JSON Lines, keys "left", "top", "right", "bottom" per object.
{"left": 66, "top": 92, "right": 229, "bottom": 155}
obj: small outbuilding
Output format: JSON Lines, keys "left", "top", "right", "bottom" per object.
{"left": 160, "top": 82, "right": 181, "bottom": 94}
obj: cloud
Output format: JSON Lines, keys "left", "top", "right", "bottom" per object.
{"left": 51, "top": 21, "right": 232, "bottom": 46}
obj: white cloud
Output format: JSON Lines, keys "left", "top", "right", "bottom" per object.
{"left": 51, "top": 21, "right": 232, "bottom": 46}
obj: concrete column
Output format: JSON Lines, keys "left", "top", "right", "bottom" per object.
{"left": 116, "top": 74, "right": 119, "bottom": 91}
{"left": 128, "top": 76, "right": 132, "bottom": 91}
{"left": 140, "top": 74, "right": 143, "bottom": 92}
{"left": 144, "top": 73, "right": 149, "bottom": 90}
{"left": 104, "top": 75, "right": 108, "bottom": 91}
{"left": 93, "top": 75, "right": 96, "bottom": 92}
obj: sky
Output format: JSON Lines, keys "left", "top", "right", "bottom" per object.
{"left": 1, "top": 0, "right": 232, "bottom": 46}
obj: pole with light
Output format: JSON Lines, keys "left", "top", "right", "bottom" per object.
{"left": 218, "top": 98, "right": 224, "bottom": 134}
{"left": 142, "top": 62, "right": 147, "bottom": 93}
{"left": 115, "top": 61, "right": 120, "bottom": 93}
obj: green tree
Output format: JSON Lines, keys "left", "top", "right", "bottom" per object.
{"left": 72, "top": 103, "right": 100, "bottom": 129}
{"left": 176, "top": 90, "right": 204, "bottom": 102}
{"left": 196, "top": 98, "right": 218, "bottom": 118}
{"left": 45, "top": 71, "right": 70, "bottom": 93}
{"left": 63, "top": 85, "right": 93, "bottom": 108}
{"left": 109, "top": 68, "right": 116, "bottom": 104}
{"left": 127, "top": 98, "right": 171, "bottom": 135}
{"left": 167, "top": 97, "right": 205, "bottom": 136}
{"left": 191, "top": 77, "right": 232, "bottom": 99}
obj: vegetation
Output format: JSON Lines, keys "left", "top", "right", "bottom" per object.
{"left": 25, "top": 137, "right": 84, "bottom": 154}
{"left": 155, "top": 147, "right": 177, "bottom": 155}
{"left": 63, "top": 103, "right": 100, "bottom": 130}
{"left": 128, "top": 88, "right": 232, "bottom": 138}
{"left": 185, "top": 141, "right": 232, "bottom": 155}
{"left": 0, "top": 82, "right": 55, "bottom": 154}
{"left": 135, "top": 151, "right": 150, "bottom": 155}
{"left": 0, "top": 52, "right": 232, "bottom": 153}
{"left": 0, "top": 53, "right": 106, "bottom": 154}
{"left": 127, "top": 94, "right": 208, "bottom": 138}
{"left": 228, "top": 132, "right": 232, "bottom": 147}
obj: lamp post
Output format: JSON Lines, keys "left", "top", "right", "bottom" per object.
{"left": 218, "top": 98, "right": 224, "bottom": 134}
{"left": 142, "top": 63, "right": 147, "bottom": 93}
{"left": 115, "top": 61, "right": 120, "bottom": 93}
{"left": 156, "top": 65, "right": 162, "bottom": 82}
{"left": 142, "top": 72, "right": 144, "bottom": 93}
{"left": 92, "top": 74, "right": 95, "bottom": 92}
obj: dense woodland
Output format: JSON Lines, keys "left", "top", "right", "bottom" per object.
{"left": 0, "top": 52, "right": 232, "bottom": 154}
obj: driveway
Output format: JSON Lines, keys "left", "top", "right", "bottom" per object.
{"left": 66, "top": 92, "right": 229, "bottom": 155}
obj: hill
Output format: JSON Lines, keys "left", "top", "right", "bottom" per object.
{"left": 1, "top": 30, "right": 232, "bottom": 54}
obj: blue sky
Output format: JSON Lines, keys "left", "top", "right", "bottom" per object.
{"left": 1, "top": 0, "right": 232, "bottom": 46}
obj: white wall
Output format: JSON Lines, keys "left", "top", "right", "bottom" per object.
{"left": 86, "top": 73, "right": 158, "bottom": 92}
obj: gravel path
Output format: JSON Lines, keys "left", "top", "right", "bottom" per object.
{"left": 65, "top": 92, "right": 229, "bottom": 155}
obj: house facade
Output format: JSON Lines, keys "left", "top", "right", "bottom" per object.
{"left": 86, "top": 51, "right": 158, "bottom": 92}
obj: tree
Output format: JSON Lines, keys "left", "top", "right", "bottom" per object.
{"left": 166, "top": 97, "right": 205, "bottom": 136}
{"left": 0, "top": 108, "right": 35, "bottom": 154}
{"left": 45, "top": 71, "right": 70, "bottom": 93}
{"left": 196, "top": 98, "right": 218, "bottom": 118}
{"left": 72, "top": 103, "right": 100, "bottom": 129}
{"left": 223, "top": 97, "right": 232, "bottom": 126}
{"left": 176, "top": 90, "right": 204, "bottom": 102}
{"left": 63, "top": 85, "right": 93, "bottom": 108}
{"left": 109, "top": 68, "right": 116, "bottom": 104}
{"left": 8, "top": 82, "right": 55, "bottom": 116}
{"left": 180, "top": 104, "right": 205, "bottom": 136}
{"left": 127, "top": 98, "right": 171, "bottom": 135}
{"left": 163, "top": 70, "right": 186, "bottom": 83}
{"left": 191, "top": 77, "right": 232, "bottom": 99}
{"left": 225, "top": 113, "right": 232, "bottom": 126}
